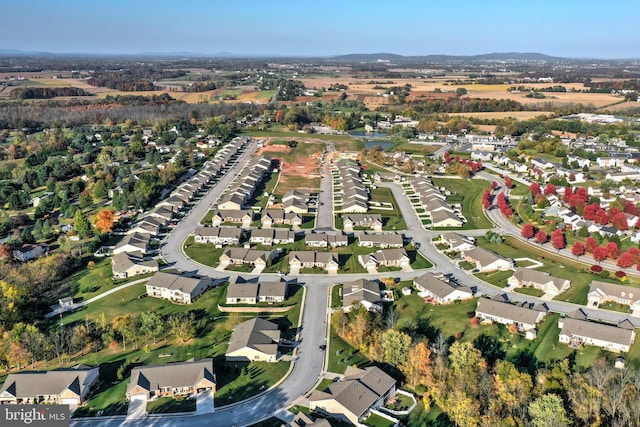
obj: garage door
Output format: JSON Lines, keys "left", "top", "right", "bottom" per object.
{"left": 130, "top": 394, "right": 147, "bottom": 402}
{"left": 61, "top": 398, "right": 78, "bottom": 405}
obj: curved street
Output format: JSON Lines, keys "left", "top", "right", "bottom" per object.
{"left": 72, "top": 144, "right": 640, "bottom": 426}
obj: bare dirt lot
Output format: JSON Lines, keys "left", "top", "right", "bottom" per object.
{"left": 257, "top": 139, "right": 322, "bottom": 195}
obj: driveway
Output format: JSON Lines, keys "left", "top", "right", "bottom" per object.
{"left": 196, "top": 390, "right": 214, "bottom": 414}
{"left": 126, "top": 399, "right": 146, "bottom": 420}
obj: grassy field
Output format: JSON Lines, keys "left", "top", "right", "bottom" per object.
{"left": 474, "top": 270, "right": 513, "bottom": 288}
{"left": 328, "top": 321, "right": 370, "bottom": 374}
{"left": 146, "top": 396, "right": 196, "bottom": 414}
{"left": 431, "top": 177, "right": 493, "bottom": 230}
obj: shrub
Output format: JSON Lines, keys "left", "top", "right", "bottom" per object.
{"left": 591, "top": 265, "right": 603, "bottom": 273}
{"left": 615, "top": 270, "right": 626, "bottom": 278}
{"left": 600, "top": 270, "right": 610, "bottom": 279}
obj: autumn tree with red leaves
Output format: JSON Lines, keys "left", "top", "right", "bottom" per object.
{"left": 551, "top": 229, "right": 565, "bottom": 251}
{"left": 504, "top": 176, "right": 512, "bottom": 189}
{"left": 521, "top": 223, "right": 535, "bottom": 239}
{"left": 605, "top": 241, "right": 619, "bottom": 260}
{"left": 617, "top": 251, "right": 635, "bottom": 268}
{"left": 593, "top": 246, "right": 608, "bottom": 263}
{"left": 534, "top": 230, "right": 547, "bottom": 245}
{"left": 585, "top": 237, "right": 597, "bottom": 253}
{"left": 571, "top": 241, "right": 585, "bottom": 258}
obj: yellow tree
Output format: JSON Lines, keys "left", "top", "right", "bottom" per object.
{"left": 94, "top": 209, "right": 116, "bottom": 234}
{"left": 401, "top": 340, "right": 432, "bottom": 389}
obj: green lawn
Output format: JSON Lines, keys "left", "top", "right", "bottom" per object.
{"left": 183, "top": 236, "right": 224, "bottom": 267}
{"left": 331, "top": 284, "right": 342, "bottom": 308}
{"left": 408, "top": 251, "right": 433, "bottom": 269}
{"left": 474, "top": 270, "right": 513, "bottom": 288}
{"left": 146, "top": 396, "right": 196, "bottom": 414}
{"left": 200, "top": 210, "right": 215, "bottom": 225}
{"left": 362, "top": 413, "right": 397, "bottom": 427}
{"left": 73, "top": 379, "right": 129, "bottom": 417}
{"left": 431, "top": 177, "right": 493, "bottom": 229}
{"left": 370, "top": 187, "right": 401, "bottom": 216}
{"left": 402, "top": 402, "right": 452, "bottom": 427}
{"left": 514, "top": 287, "right": 545, "bottom": 297}
{"left": 599, "top": 301, "right": 631, "bottom": 314}
{"left": 214, "top": 361, "right": 290, "bottom": 405}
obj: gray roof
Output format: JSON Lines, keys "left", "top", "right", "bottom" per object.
{"left": 464, "top": 246, "right": 509, "bottom": 266}
{"left": 413, "top": 272, "right": 472, "bottom": 299}
{"left": 512, "top": 267, "right": 569, "bottom": 291}
{"left": 560, "top": 318, "right": 635, "bottom": 346}
{"left": 146, "top": 272, "right": 209, "bottom": 295}
{"left": 258, "top": 281, "right": 288, "bottom": 299}
{"left": 111, "top": 252, "right": 158, "bottom": 273}
{"left": 589, "top": 280, "right": 640, "bottom": 301}
{"left": 476, "top": 298, "right": 545, "bottom": 326}
{"left": 226, "top": 282, "right": 259, "bottom": 299}
{"left": 343, "top": 279, "right": 381, "bottom": 308}
{"left": 310, "top": 366, "right": 395, "bottom": 418}
{"left": 226, "top": 317, "right": 280, "bottom": 356}
{"left": 194, "top": 226, "right": 242, "bottom": 239}
{"left": 289, "top": 251, "right": 338, "bottom": 265}
{"left": 0, "top": 367, "right": 99, "bottom": 399}
{"left": 114, "top": 232, "right": 149, "bottom": 251}
{"left": 358, "top": 233, "right": 403, "bottom": 246}
{"left": 127, "top": 359, "right": 215, "bottom": 396}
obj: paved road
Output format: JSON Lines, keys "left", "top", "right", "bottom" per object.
{"left": 315, "top": 141, "right": 335, "bottom": 230}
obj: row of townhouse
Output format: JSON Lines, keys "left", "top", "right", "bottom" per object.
{"left": 336, "top": 159, "right": 369, "bottom": 213}
{"left": 211, "top": 208, "right": 304, "bottom": 229}
{"left": 217, "top": 156, "right": 273, "bottom": 210}
{"left": 410, "top": 176, "right": 464, "bottom": 227}
{"left": 475, "top": 297, "right": 638, "bottom": 352}
{"left": 225, "top": 279, "right": 288, "bottom": 304}
{"left": 358, "top": 248, "right": 410, "bottom": 270}
{"left": 282, "top": 189, "right": 314, "bottom": 214}
{"left": 342, "top": 213, "right": 383, "bottom": 232}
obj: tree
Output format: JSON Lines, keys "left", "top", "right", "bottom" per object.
{"left": 530, "top": 183, "right": 541, "bottom": 198}
{"left": 382, "top": 329, "right": 412, "bottom": 367}
{"left": 139, "top": 311, "right": 164, "bottom": 345}
{"left": 528, "top": 394, "right": 571, "bottom": 427}
{"left": 504, "top": 176, "right": 512, "bottom": 189}
{"left": 551, "top": 229, "right": 565, "bottom": 252}
{"left": 401, "top": 340, "right": 432, "bottom": 389}
{"left": 585, "top": 236, "right": 597, "bottom": 253}
{"left": 535, "top": 230, "right": 548, "bottom": 245}
{"left": 521, "top": 223, "right": 535, "bottom": 239}
{"left": 94, "top": 209, "right": 115, "bottom": 234}
{"left": 617, "top": 251, "right": 635, "bottom": 268}
{"left": 571, "top": 241, "right": 585, "bottom": 258}
{"left": 169, "top": 312, "right": 196, "bottom": 342}
{"left": 605, "top": 241, "right": 619, "bottom": 260}
{"left": 73, "top": 210, "right": 92, "bottom": 238}
{"left": 544, "top": 183, "right": 556, "bottom": 195}
{"left": 593, "top": 246, "right": 608, "bottom": 263}
{"left": 611, "top": 212, "right": 629, "bottom": 231}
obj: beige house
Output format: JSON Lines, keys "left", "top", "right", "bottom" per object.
{"left": 358, "top": 248, "right": 410, "bottom": 270}
{"left": 261, "top": 210, "right": 302, "bottom": 228}
{"left": 225, "top": 317, "right": 280, "bottom": 363}
{"left": 462, "top": 246, "right": 513, "bottom": 272}
{"left": 475, "top": 298, "right": 546, "bottom": 339}
{"left": 225, "top": 281, "right": 288, "bottom": 304}
{"left": 193, "top": 226, "right": 242, "bottom": 245}
{"left": 342, "top": 279, "right": 384, "bottom": 313}
{"left": 439, "top": 232, "right": 476, "bottom": 253}
{"left": 249, "top": 228, "right": 296, "bottom": 246}
{"left": 430, "top": 209, "right": 464, "bottom": 227}
{"left": 126, "top": 359, "right": 215, "bottom": 402}
{"left": 558, "top": 318, "right": 636, "bottom": 353}
{"left": 145, "top": 272, "right": 211, "bottom": 304}
{"left": 111, "top": 252, "right": 159, "bottom": 279}
{"left": 112, "top": 232, "right": 150, "bottom": 256}
{"left": 343, "top": 214, "right": 383, "bottom": 232}
{"left": 309, "top": 366, "right": 396, "bottom": 425}
{"left": 507, "top": 267, "right": 571, "bottom": 296}
{"left": 587, "top": 280, "right": 640, "bottom": 316}
{"left": 0, "top": 367, "right": 99, "bottom": 405}
{"left": 358, "top": 232, "right": 404, "bottom": 248}
{"left": 282, "top": 189, "right": 311, "bottom": 214}
{"left": 413, "top": 272, "right": 473, "bottom": 304}
{"left": 305, "top": 232, "right": 348, "bottom": 248}
{"left": 211, "top": 209, "right": 254, "bottom": 228}
{"left": 219, "top": 248, "right": 276, "bottom": 268}
{"left": 12, "top": 243, "right": 49, "bottom": 262}
{"left": 289, "top": 251, "right": 339, "bottom": 274}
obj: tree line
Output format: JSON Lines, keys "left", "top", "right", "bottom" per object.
{"left": 11, "top": 87, "right": 92, "bottom": 99}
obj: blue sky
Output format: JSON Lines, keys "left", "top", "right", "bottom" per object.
{"left": 2, "top": 0, "right": 638, "bottom": 58}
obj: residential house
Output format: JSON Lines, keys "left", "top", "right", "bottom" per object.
{"left": 439, "top": 232, "right": 476, "bottom": 253}
{"left": 587, "top": 280, "right": 640, "bottom": 316}
{"left": 12, "top": 243, "right": 49, "bottom": 262}
{"left": 289, "top": 412, "right": 331, "bottom": 427}
{"left": 0, "top": 366, "right": 99, "bottom": 405}
{"left": 248, "top": 228, "right": 296, "bottom": 246}
{"left": 193, "top": 226, "right": 242, "bottom": 245}
{"left": 225, "top": 317, "right": 280, "bottom": 363}
{"left": 112, "top": 233, "right": 150, "bottom": 255}
{"left": 475, "top": 298, "right": 546, "bottom": 339}
{"left": 430, "top": 209, "right": 465, "bottom": 227}
{"left": 413, "top": 272, "right": 473, "bottom": 304}
{"left": 111, "top": 252, "right": 159, "bottom": 279}
{"left": 308, "top": 366, "right": 396, "bottom": 425}
{"left": 261, "top": 210, "right": 302, "bottom": 228}
{"left": 342, "top": 214, "right": 383, "bottom": 232}
{"left": 305, "top": 232, "right": 348, "bottom": 248}
{"left": 219, "top": 248, "right": 277, "bottom": 269}
{"left": 126, "top": 359, "right": 215, "bottom": 402}
{"left": 558, "top": 318, "right": 636, "bottom": 353}
{"left": 157, "top": 195, "right": 186, "bottom": 212}
{"left": 225, "top": 280, "right": 288, "bottom": 304}
{"left": 127, "top": 217, "right": 163, "bottom": 237}
{"left": 358, "top": 232, "right": 404, "bottom": 248}
{"left": 462, "top": 246, "right": 514, "bottom": 272}
{"left": 358, "top": 248, "right": 410, "bottom": 270}
{"left": 282, "top": 189, "right": 312, "bottom": 214}
{"left": 145, "top": 272, "right": 211, "bottom": 304}
{"left": 211, "top": 210, "right": 254, "bottom": 228}
{"left": 342, "top": 278, "right": 384, "bottom": 313}
{"left": 144, "top": 206, "right": 174, "bottom": 225}
{"left": 289, "top": 251, "right": 339, "bottom": 274}
{"left": 507, "top": 267, "right": 571, "bottom": 296}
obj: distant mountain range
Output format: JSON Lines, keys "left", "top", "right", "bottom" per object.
{"left": 0, "top": 49, "right": 624, "bottom": 61}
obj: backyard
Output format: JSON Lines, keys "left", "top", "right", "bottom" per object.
{"left": 431, "top": 177, "right": 493, "bottom": 230}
